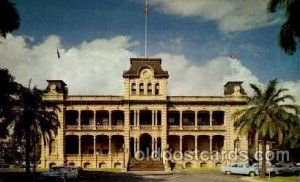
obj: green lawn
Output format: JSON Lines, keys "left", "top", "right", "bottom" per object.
{"left": 173, "top": 167, "right": 219, "bottom": 173}
{"left": 83, "top": 168, "right": 122, "bottom": 172}
{"left": 246, "top": 176, "right": 299, "bottom": 182}
{"left": 265, "top": 176, "right": 298, "bottom": 182}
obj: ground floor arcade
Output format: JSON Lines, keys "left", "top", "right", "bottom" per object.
{"left": 44, "top": 133, "right": 228, "bottom": 170}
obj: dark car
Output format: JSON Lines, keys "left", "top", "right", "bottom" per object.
{"left": 0, "top": 162, "right": 10, "bottom": 168}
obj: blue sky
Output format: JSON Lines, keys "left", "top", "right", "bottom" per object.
{"left": 1, "top": 0, "right": 299, "bottom": 99}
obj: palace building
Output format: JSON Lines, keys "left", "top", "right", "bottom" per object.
{"left": 41, "top": 58, "right": 249, "bottom": 171}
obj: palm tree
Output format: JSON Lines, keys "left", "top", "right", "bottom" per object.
{"left": 0, "top": 0, "right": 20, "bottom": 38}
{"left": 14, "top": 82, "right": 59, "bottom": 174}
{"left": 234, "top": 79, "right": 300, "bottom": 177}
{"left": 267, "top": 0, "right": 300, "bottom": 55}
{"left": 0, "top": 68, "right": 20, "bottom": 138}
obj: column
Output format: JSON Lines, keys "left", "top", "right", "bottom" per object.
{"left": 179, "top": 135, "right": 183, "bottom": 152}
{"left": 195, "top": 111, "right": 198, "bottom": 127}
{"left": 108, "top": 136, "right": 112, "bottom": 154}
{"left": 134, "top": 138, "right": 137, "bottom": 153}
{"left": 155, "top": 138, "right": 158, "bottom": 153}
{"left": 78, "top": 110, "right": 81, "bottom": 128}
{"left": 137, "top": 137, "right": 140, "bottom": 151}
{"left": 93, "top": 136, "right": 96, "bottom": 154}
{"left": 155, "top": 110, "right": 158, "bottom": 126}
{"left": 78, "top": 135, "right": 81, "bottom": 155}
{"left": 209, "top": 136, "right": 213, "bottom": 151}
{"left": 152, "top": 81, "right": 155, "bottom": 95}
{"left": 134, "top": 110, "right": 137, "bottom": 126}
{"left": 136, "top": 81, "right": 139, "bottom": 95}
{"left": 179, "top": 111, "right": 183, "bottom": 129}
{"left": 194, "top": 135, "right": 198, "bottom": 153}
{"left": 94, "top": 111, "right": 96, "bottom": 127}
{"left": 209, "top": 111, "right": 213, "bottom": 126}
{"left": 152, "top": 110, "right": 155, "bottom": 126}
{"left": 152, "top": 138, "right": 155, "bottom": 153}
{"left": 137, "top": 110, "right": 140, "bottom": 126}
{"left": 109, "top": 111, "right": 112, "bottom": 127}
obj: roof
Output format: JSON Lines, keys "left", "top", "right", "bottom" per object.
{"left": 123, "top": 58, "right": 169, "bottom": 78}
{"left": 224, "top": 81, "right": 247, "bottom": 96}
{"left": 44, "top": 80, "right": 68, "bottom": 94}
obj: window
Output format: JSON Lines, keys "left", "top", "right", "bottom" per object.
{"left": 102, "top": 118, "right": 108, "bottom": 125}
{"left": 168, "top": 118, "right": 175, "bottom": 124}
{"left": 147, "top": 83, "right": 152, "bottom": 95}
{"left": 155, "top": 83, "right": 159, "bottom": 95}
{"left": 49, "top": 140, "right": 56, "bottom": 154}
{"left": 140, "top": 83, "right": 144, "bottom": 95}
{"left": 131, "top": 83, "right": 136, "bottom": 95}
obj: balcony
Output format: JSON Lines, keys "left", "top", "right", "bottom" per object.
{"left": 65, "top": 124, "right": 124, "bottom": 131}
{"left": 81, "top": 125, "right": 95, "bottom": 130}
{"left": 168, "top": 125, "right": 225, "bottom": 131}
{"left": 130, "top": 125, "right": 162, "bottom": 130}
{"left": 64, "top": 153, "right": 124, "bottom": 161}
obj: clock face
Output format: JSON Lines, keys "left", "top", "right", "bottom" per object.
{"left": 141, "top": 69, "right": 152, "bottom": 79}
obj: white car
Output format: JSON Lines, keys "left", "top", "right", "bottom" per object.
{"left": 41, "top": 165, "right": 82, "bottom": 180}
{"left": 220, "top": 162, "right": 259, "bottom": 176}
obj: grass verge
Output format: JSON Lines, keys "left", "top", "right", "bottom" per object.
{"left": 173, "top": 167, "right": 219, "bottom": 173}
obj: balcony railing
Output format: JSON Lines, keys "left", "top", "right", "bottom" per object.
{"left": 111, "top": 125, "right": 124, "bottom": 130}
{"left": 130, "top": 125, "right": 162, "bottom": 130}
{"left": 168, "top": 125, "right": 225, "bottom": 131}
{"left": 65, "top": 124, "right": 124, "bottom": 131}
{"left": 81, "top": 125, "right": 95, "bottom": 130}
{"left": 64, "top": 153, "right": 124, "bottom": 161}
{"left": 65, "top": 125, "right": 78, "bottom": 130}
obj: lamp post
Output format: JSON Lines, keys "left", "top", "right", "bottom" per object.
{"left": 235, "top": 138, "right": 240, "bottom": 161}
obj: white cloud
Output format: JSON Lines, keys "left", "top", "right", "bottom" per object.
{"left": 150, "top": 0, "right": 278, "bottom": 32}
{"left": 0, "top": 34, "right": 137, "bottom": 95}
{"left": 158, "top": 53, "right": 261, "bottom": 96}
{"left": 0, "top": 34, "right": 299, "bottom": 104}
{"left": 280, "top": 80, "right": 300, "bottom": 105}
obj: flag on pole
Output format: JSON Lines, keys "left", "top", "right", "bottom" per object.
{"left": 57, "top": 48, "right": 60, "bottom": 59}
{"left": 229, "top": 52, "right": 236, "bottom": 59}
{"left": 144, "top": 0, "right": 149, "bottom": 14}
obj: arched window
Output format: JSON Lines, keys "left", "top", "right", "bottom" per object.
{"left": 49, "top": 140, "right": 56, "bottom": 154}
{"left": 140, "top": 83, "right": 144, "bottom": 95}
{"left": 155, "top": 83, "right": 159, "bottom": 95}
{"left": 147, "top": 83, "right": 152, "bottom": 95}
{"left": 131, "top": 83, "right": 136, "bottom": 95}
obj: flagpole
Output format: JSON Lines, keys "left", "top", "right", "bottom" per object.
{"left": 144, "top": 0, "right": 148, "bottom": 58}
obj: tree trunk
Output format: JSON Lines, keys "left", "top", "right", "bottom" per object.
{"left": 260, "top": 139, "right": 266, "bottom": 177}
{"left": 33, "top": 133, "right": 36, "bottom": 172}
{"left": 25, "top": 128, "right": 31, "bottom": 174}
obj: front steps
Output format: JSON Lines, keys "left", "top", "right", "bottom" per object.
{"left": 128, "top": 158, "right": 165, "bottom": 171}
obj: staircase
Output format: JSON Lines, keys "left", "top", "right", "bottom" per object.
{"left": 128, "top": 158, "right": 165, "bottom": 171}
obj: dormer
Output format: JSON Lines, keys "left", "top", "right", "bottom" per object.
{"left": 123, "top": 58, "right": 169, "bottom": 100}
{"left": 43, "top": 80, "right": 68, "bottom": 101}
{"left": 224, "top": 81, "right": 247, "bottom": 97}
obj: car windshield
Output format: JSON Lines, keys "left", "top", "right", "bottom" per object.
{"left": 274, "top": 164, "right": 283, "bottom": 167}
{"left": 51, "top": 167, "right": 68, "bottom": 172}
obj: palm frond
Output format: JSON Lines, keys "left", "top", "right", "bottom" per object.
{"left": 250, "top": 83, "right": 262, "bottom": 97}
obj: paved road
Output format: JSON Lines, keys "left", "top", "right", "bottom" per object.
{"left": 129, "top": 171, "right": 245, "bottom": 182}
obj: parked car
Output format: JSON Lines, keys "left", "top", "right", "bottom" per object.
{"left": 0, "top": 162, "right": 10, "bottom": 168}
{"left": 251, "top": 162, "right": 272, "bottom": 175}
{"left": 41, "top": 165, "right": 83, "bottom": 180}
{"left": 220, "top": 162, "right": 259, "bottom": 176}
{"left": 266, "top": 162, "right": 300, "bottom": 175}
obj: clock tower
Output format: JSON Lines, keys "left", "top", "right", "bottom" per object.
{"left": 123, "top": 58, "right": 169, "bottom": 100}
